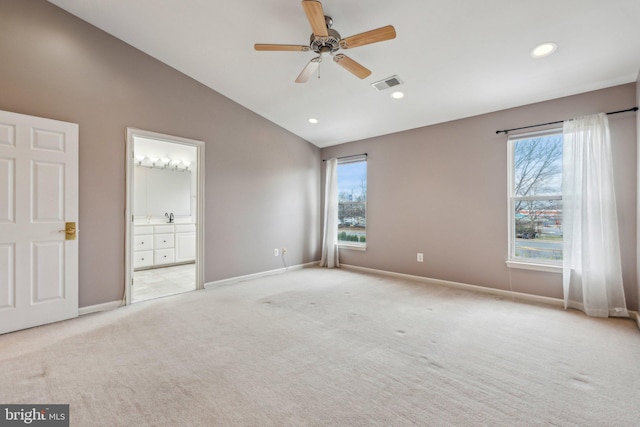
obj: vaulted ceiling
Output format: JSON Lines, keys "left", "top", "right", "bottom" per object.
{"left": 49, "top": 0, "right": 640, "bottom": 148}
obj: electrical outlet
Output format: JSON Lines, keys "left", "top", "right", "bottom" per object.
{"left": 417, "top": 253, "right": 424, "bottom": 262}
{"left": 282, "top": 247, "right": 287, "bottom": 255}
{"left": 274, "top": 248, "right": 279, "bottom": 257}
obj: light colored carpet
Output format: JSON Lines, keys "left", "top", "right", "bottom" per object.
{"left": 1, "top": 267, "right": 639, "bottom": 426}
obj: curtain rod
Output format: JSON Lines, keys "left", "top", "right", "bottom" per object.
{"left": 322, "top": 153, "right": 367, "bottom": 162}
{"left": 495, "top": 107, "right": 638, "bottom": 135}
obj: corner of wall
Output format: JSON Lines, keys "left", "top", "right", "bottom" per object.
{"left": 636, "top": 70, "right": 640, "bottom": 313}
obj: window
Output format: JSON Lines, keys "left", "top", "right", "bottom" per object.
{"left": 337, "top": 156, "right": 367, "bottom": 247}
{"left": 508, "top": 131, "right": 563, "bottom": 268}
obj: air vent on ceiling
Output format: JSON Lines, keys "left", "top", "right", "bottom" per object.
{"left": 371, "top": 75, "right": 403, "bottom": 91}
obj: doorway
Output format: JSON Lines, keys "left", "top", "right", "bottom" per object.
{"left": 125, "top": 128, "right": 204, "bottom": 304}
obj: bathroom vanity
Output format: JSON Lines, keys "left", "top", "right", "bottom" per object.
{"left": 133, "top": 223, "right": 196, "bottom": 269}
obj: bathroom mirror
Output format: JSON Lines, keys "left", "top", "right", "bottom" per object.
{"left": 134, "top": 165, "right": 191, "bottom": 217}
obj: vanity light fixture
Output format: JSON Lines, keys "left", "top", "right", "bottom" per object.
{"left": 140, "top": 157, "right": 154, "bottom": 167}
{"left": 169, "top": 161, "right": 189, "bottom": 171}
{"left": 135, "top": 156, "right": 191, "bottom": 171}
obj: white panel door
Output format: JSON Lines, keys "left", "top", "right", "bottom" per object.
{"left": 0, "top": 110, "right": 78, "bottom": 335}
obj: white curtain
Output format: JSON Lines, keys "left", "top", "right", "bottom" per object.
{"left": 320, "top": 158, "right": 340, "bottom": 268}
{"left": 562, "top": 113, "right": 628, "bottom": 318}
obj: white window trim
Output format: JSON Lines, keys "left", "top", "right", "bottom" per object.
{"left": 505, "top": 260, "right": 562, "bottom": 274}
{"left": 337, "top": 155, "right": 367, "bottom": 250}
{"left": 338, "top": 154, "right": 367, "bottom": 164}
{"left": 338, "top": 242, "right": 367, "bottom": 251}
{"left": 506, "top": 128, "right": 563, "bottom": 272}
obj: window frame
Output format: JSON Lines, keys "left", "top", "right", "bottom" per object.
{"left": 336, "top": 155, "right": 367, "bottom": 250}
{"left": 506, "top": 129, "right": 563, "bottom": 273}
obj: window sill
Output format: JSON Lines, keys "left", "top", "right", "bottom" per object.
{"left": 506, "top": 260, "right": 562, "bottom": 274}
{"left": 338, "top": 243, "right": 367, "bottom": 251}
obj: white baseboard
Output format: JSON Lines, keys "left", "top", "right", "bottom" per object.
{"left": 78, "top": 300, "right": 123, "bottom": 316}
{"left": 77, "top": 262, "right": 320, "bottom": 314}
{"left": 341, "top": 264, "right": 565, "bottom": 308}
{"left": 205, "top": 261, "right": 320, "bottom": 289}
{"left": 78, "top": 265, "right": 639, "bottom": 331}
{"left": 631, "top": 311, "right": 640, "bottom": 330}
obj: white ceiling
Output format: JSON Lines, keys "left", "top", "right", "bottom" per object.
{"left": 49, "top": 0, "right": 640, "bottom": 148}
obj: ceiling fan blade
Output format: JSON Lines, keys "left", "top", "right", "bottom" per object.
{"left": 339, "top": 25, "right": 396, "bottom": 49}
{"left": 333, "top": 54, "right": 371, "bottom": 79}
{"left": 302, "top": 0, "right": 328, "bottom": 37}
{"left": 255, "top": 44, "right": 310, "bottom": 52}
{"left": 295, "top": 57, "right": 321, "bottom": 83}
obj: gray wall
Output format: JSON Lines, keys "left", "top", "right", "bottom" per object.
{"left": 322, "top": 84, "right": 638, "bottom": 310}
{"left": 0, "top": 0, "right": 321, "bottom": 307}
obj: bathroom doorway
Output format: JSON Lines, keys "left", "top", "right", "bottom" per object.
{"left": 125, "top": 128, "right": 205, "bottom": 304}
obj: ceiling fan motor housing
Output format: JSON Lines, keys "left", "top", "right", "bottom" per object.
{"left": 310, "top": 27, "right": 341, "bottom": 54}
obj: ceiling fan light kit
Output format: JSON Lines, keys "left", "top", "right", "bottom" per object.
{"left": 255, "top": 0, "right": 397, "bottom": 83}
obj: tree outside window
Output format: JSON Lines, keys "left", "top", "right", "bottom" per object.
{"left": 509, "top": 132, "right": 563, "bottom": 263}
{"left": 337, "top": 159, "right": 366, "bottom": 246}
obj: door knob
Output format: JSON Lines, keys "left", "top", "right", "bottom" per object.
{"left": 57, "top": 222, "right": 77, "bottom": 240}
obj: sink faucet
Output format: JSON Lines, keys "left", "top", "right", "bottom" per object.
{"left": 165, "top": 212, "right": 174, "bottom": 223}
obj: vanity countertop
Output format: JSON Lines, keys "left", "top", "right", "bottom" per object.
{"left": 134, "top": 219, "right": 195, "bottom": 226}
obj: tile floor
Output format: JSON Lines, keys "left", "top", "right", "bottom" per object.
{"left": 132, "top": 263, "right": 196, "bottom": 303}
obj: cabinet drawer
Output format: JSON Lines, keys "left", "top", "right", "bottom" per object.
{"left": 175, "top": 224, "right": 196, "bottom": 233}
{"left": 134, "top": 226, "right": 154, "bottom": 235}
{"left": 134, "top": 235, "right": 154, "bottom": 251}
{"left": 133, "top": 250, "right": 153, "bottom": 268}
{"left": 154, "top": 225, "right": 174, "bottom": 234}
{"left": 154, "top": 233, "right": 174, "bottom": 249}
{"left": 154, "top": 248, "right": 175, "bottom": 265}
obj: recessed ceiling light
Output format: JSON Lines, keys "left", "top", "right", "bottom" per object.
{"left": 308, "top": 118, "right": 318, "bottom": 124}
{"left": 530, "top": 42, "right": 557, "bottom": 58}
{"left": 391, "top": 91, "right": 405, "bottom": 99}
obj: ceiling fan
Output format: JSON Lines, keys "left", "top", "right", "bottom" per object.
{"left": 254, "top": 0, "right": 396, "bottom": 83}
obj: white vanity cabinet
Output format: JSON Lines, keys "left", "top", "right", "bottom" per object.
{"left": 133, "top": 226, "right": 154, "bottom": 268}
{"left": 175, "top": 224, "right": 196, "bottom": 262}
{"left": 134, "top": 223, "right": 195, "bottom": 269}
{"left": 153, "top": 225, "right": 175, "bottom": 265}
